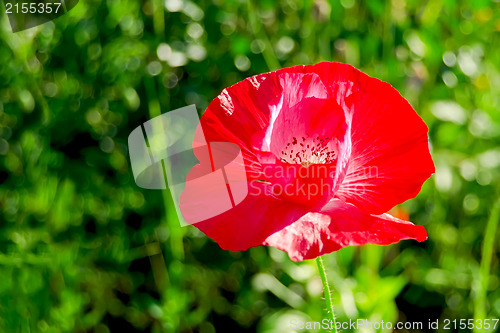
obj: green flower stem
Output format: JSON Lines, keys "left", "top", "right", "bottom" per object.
{"left": 474, "top": 198, "right": 500, "bottom": 331}
{"left": 315, "top": 256, "right": 338, "bottom": 333}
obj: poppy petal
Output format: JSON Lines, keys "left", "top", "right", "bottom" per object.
{"left": 186, "top": 181, "right": 309, "bottom": 251}
{"left": 263, "top": 199, "right": 427, "bottom": 261}
{"left": 199, "top": 71, "right": 326, "bottom": 154}
{"left": 197, "top": 70, "right": 349, "bottom": 182}
{"left": 336, "top": 78, "right": 434, "bottom": 214}
{"left": 303, "top": 62, "right": 434, "bottom": 214}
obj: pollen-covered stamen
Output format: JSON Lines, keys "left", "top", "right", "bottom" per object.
{"left": 280, "top": 135, "right": 337, "bottom": 166}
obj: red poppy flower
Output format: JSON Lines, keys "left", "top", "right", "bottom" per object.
{"left": 180, "top": 62, "right": 434, "bottom": 261}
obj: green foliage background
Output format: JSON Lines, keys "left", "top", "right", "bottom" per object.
{"left": 0, "top": 0, "right": 500, "bottom": 332}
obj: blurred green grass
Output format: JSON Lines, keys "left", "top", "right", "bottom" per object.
{"left": 0, "top": 0, "right": 499, "bottom": 332}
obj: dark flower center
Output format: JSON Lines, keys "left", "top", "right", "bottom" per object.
{"left": 280, "top": 135, "right": 337, "bottom": 166}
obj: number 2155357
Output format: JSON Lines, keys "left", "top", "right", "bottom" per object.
{"left": 5, "top": 2, "right": 62, "bottom": 14}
